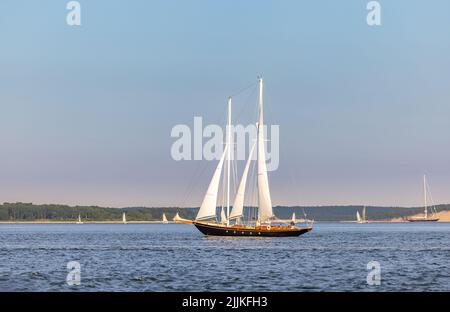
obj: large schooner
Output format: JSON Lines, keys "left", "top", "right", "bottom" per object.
{"left": 192, "top": 77, "right": 312, "bottom": 237}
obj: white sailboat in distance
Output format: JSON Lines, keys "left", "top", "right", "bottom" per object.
{"left": 356, "top": 206, "right": 368, "bottom": 224}
{"left": 122, "top": 212, "right": 127, "bottom": 224}
{"left": 407, "top": 175, "right": 439, "bottom": 222}
{"left": 76, "top": 214, "right": 83, "bottom": 224}
{"left": 162, "top": 213, "right": 168, "bottom": 224}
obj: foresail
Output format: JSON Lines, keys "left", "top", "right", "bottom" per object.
{"left": 230, "top": 142, "right": 256, "bottom": 220}
{"left": 356, "top": 211, "right": 361, "bottom": 222}
{"left": 195, "top": 145, "right": 228, "bottom": 221}
{"left": 220, "top": 207, "right": 227, "bottom": 224}
{"left": 257, "top": 78, "right": 273, "bottom": 223}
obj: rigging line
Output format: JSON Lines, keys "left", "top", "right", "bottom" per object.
{"left": 280, "top": 138, "right": 312, "bottom": 222}
{"left": 230, "top": 81, "right": 257, "bottom": 98}
{"left": 235, "top": 84, "right": 258, "bottom": 123}
{"left": 178, "top": 100, "right": 229, "bottom": 209}
{"left": 178, "top": 156, "right": 210, "bottom": 209}
{"left": 425, "top": 179, "right": 438, "bottom": 214}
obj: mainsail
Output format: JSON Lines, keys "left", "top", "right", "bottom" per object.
{"left": 162, "top": 213, "right": 168, "bottom": 223}
{"left": 195, "top": 145, "right": 228, "bottom": 221}
{"left": 356, "top": 211, "right": 361, "bottom": 223}
{"left": 257, "top": 78, "right": 273, "bottom": 223}
{"left": 230, "top": 142, "right": 256, "bottom": 221}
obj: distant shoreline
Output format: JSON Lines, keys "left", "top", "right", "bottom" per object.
{"left": 2, "top": 202, "right": 450, "bottom": 223}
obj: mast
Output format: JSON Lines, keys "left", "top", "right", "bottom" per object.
{"left": 423, "top": 175, "right": 428, "bottom": 219}
{"left": 226, "top": 97, "right": 232, "bottom": 226}
{"left": 257, "top": 77, "right": 273, "bottom": 223}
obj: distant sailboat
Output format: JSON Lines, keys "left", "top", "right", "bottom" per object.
{"left": 407, "top": 175, "right": 439, "bottom": 222}
{"left": 192, "top": 77, "right": 312, "bottom": 237}
{"left": 356, "top": 207, "right": 368, "bottom": 224}
{"left": 76, "top": 214, "right": 83, "bottom": 224}
{"left": 173, "top": 212, "right": 191, "bottom": 224}
{"left": 162, "top": 213, "right": 168, "bottom": 224}
{"left": 122, "top": 212, "right": 127, "bottom": 224}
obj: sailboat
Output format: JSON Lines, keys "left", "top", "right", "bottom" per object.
{"left": 76, "top": 214, "right": 83, "bottom": 224}
{"left": 356, "top": 206, "right": 368, "bottom": 224}
{"left": 162, "top": 213, "right": 168, "bottom": 224}
{"left": 122, "top": 212, "right": 127, "bottom": 224}
{"left": 192, "top": 77, "right": 312, "bottom": 237}
{"left": 407, "top": 175, "right": 439, "bottom": 222}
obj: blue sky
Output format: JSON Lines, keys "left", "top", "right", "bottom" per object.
{"left": 0, "top": 0, "right": 449, "bottom": 207}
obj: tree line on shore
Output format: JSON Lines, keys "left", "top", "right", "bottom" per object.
{"left": 1, "top": 202, "right": 449, "bottom": 222}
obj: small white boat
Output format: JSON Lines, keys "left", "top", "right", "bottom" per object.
{"left": 356, "top": 207, "right": 369, "bottom": 224}
{"left": 122, "top": 212, "right": 127, "bottom": 224}
{"left": 76, "top": 214, "right": 83, "bottom": 224}
{"left": 162, "top": 213, "right": 168, "bottom": 224}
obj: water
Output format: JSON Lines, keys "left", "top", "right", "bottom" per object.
{"left": 0, "top": 222, "right": 449, "bottom": 291}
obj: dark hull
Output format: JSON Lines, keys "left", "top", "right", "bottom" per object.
{"left": 193, "top": 222, "right": 312, "bottom": 237}
{"left": 407, "top": 218, "right": 439, "bottom": 222}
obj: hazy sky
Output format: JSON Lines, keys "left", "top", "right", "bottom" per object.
{"left": 1, "top": 0, "right": 449, "bottom": 207}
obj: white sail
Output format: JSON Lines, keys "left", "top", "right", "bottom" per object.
{"left": 162, "top": 213, "right": 168, "bottom": 223}
{"left": 356, "top": 211, "right": 361, "bottom": 223}
{"left": 196, "top": 145, "right": 228, "bottom": 221}
{"left": 362, "top": 206, "right": 366, "bottom": 222}
{"left": 257, "top": 78, "right": 273, "bottom": 223}
{"left": 291, "top": 212, "right": 296, "bottom": 223}
{"left": 220, "top": 207, "right": 227, "bottom": 224}
{"left": 122, "top": 212, "right": 127, "bottom": 224}
{"left": 230, "top": 142, "right": 256, "bottom": 221}
{"left": 173, "top": 212, "right": 181, "bottom": 222}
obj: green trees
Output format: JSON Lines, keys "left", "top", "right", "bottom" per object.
{"left": 0, "top": 203, "right": 197, "bottom": 221}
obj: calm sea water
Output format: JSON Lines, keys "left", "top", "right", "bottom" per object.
{"left": 0, "top": 222, "right": 449, "bottom": 291}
